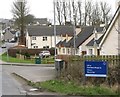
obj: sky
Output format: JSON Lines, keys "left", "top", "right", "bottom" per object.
{"left": 0, "top": 0, "right": 118, "bottom": 21}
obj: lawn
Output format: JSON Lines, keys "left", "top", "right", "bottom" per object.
{"left": 28, "top": 80, "right": 118, "bottom": 96}
{"left": 1, "top": 53, "right": 35, "bottom": 63}
{"left": 1, "top": 53, "right": 55, "bottom": 64}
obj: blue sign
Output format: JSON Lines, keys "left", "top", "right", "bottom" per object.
{"left": 84, "top": 61, "right": 107, "bottom": 77}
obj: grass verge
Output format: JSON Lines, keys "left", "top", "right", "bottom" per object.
{"left": 28, "top": 80, "right": 118, "bottom": 96}
{"left": 1, "top": 53, "right": 35, "bottom": 63}
{"left": 1, "top": 53, "right": 54, "bottom": 64}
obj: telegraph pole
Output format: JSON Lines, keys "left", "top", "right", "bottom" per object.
{"left": 93, "top": 27, "right": 97, "bottom": 56}
{"left": 54, "top": 0, "right": 57, "bottom": 59}
{"left": 73, "top": 14, "right": 76, "bottom": 55}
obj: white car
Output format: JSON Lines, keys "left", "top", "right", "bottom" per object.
{"left": 1, "top": 44, "right": 6, "bottom": 48}
{"left": 39, "top": 50, "right": 51, "bottom": 58}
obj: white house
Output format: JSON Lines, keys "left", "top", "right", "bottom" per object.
{"left": 26, "top": 25, "right": 74, "bottom": 49}
{"left": 57, "top": 26, "right": 104, "bottom": 56}
{"left": 99, "top": 5, "right": 120, "bottom": 55}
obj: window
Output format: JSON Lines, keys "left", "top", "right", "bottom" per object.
{"left": 43, "top": 46, "right": 49, "bottom": 49}
{"left": 43, "top": 37, "right": 47, "bottom": 41}
{"left": 67, "top": 48, "right": 70, "bottom": 54}
{"left": 63, "top": 48, "right": 65, "bottom": 54}
{"left": 33, "top": 46, "right": 38, "bottom": 48}
{"left": 32, "top": 36, "right": 36, "bottom": 40}
{"left": 89, "top": 49, "right": 93, "bottom": 55}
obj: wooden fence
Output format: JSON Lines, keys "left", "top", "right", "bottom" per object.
{"left": 57, "top": 55, "right": 120, "bottom": 88}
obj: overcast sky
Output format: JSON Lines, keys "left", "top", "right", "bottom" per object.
{"left": 0, "top": 0, "right": 118, "bottom": 21}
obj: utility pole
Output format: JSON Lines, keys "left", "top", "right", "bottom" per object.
{"left": 54, "top": 0, "right": 57, "bottom": 59}
{"left": 93, "top": 27, "right": 97, "bottom": 56}
{"left": 73, "top": 14, "right": 76, "bottom": 55}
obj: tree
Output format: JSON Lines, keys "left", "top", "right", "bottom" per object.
{"left": 55, "top": 0, "right": 63, "bottom": 25}
{"left": 12, "top": 0, "right": 29, "bottom": 45}
{"left": 62, "top": 1, "right": 68, "bottom": 25}
{"left": 25, "top": 14, "right": 35, "bottom": 25}
{"left": 78, "top": 1, "right": 82, "bottom": 26}
{"left": 100, "top": 1, "right": 111, "bottom": 25}
{"left": 72, "top": 0, "right": 78, "bottom": 26}
{"left": 91, "top": 2, "right": 101, "bottom": 25}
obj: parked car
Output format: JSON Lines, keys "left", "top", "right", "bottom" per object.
{"left": 1, "top": 44, "right": 6, "bottom": 48}
{"left": 39, "top": 50, "right": 51, "bottom": 58}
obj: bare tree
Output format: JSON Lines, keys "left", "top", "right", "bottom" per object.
{"left": 62, "top": 0, "right": 68, "bottom": 25}
{"left": 84, "top": 0, "right": 92, "bottom": 26}
{"left": 78, "top": 1, "right": 82, "bottom": 25}
{"left": 100, "top": 1, "right": 111, "bottom": 25}
{"left": 86, "top": 1, "right": 92, "bottom": 25}
{"left": 72, "top": 0, "right": 78, "bottom": 26}
{"left": 55, "top": 0, "right": 63, "bottom": 25}
{"left": 91, "top": 2, "right": 101, "bottom": 25}
{"left": 12, "top": 0, "right": 29, "bottom": 45}
{"left": 68, "top": 0, "right": 72, "bottom": 23}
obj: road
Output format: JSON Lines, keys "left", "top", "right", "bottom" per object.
{"left": 2, "top": 65, "right": 27, "bottom": 95}
{"left": 1, "top": 65, "right": 56, "bottom": 95}
{"left": 0, "top": 42, "right": 18, "bottom": 55}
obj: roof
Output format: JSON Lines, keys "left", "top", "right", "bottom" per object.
{"left": 10, "top": 31, "right": 16, "bottom": 35}
{"left": 61, "top": 26, "right": 104, "bottom": 48}
{"left": 99, "top": 5, "right": 120, "bottom": 47}
{"left": 56, "top": 39, "right": 67, "bottom": 47}
{"left": 96, "top": 27, "right": 104, "bottom": 32}
{"left": 87, "top": 35, "right": 104, "bottom": 46}
{"left": 27, "top": 25, "right": 74, "bottom": 36}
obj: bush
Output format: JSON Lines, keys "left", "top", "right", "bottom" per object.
{"left": 24, "top": 52, "right": 31, "bottom": 59}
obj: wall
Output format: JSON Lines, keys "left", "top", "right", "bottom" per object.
{"left": 100, "top": 16, "right": 119, "bottom": 55}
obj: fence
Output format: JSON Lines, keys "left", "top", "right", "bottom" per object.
{"left": 8, "top": 48, "right": 55, "bottom": 57}
{"left": 57, "top": 55, "right": 120, "bottom": 89}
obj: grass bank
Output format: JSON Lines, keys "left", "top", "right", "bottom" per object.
{"left": 28, "top": 80, "right": 118, "bottom": 96}
{"left": 1, "top": 53, "right": 54, "bottom": 64}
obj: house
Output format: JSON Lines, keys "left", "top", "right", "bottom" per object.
{"left": 3, "top": 28, "right": 17, "bottom": 42}
{"left": 86, "top": 5, "right": 120, "bottom": 55}
{"left": 99, "top": 5, "right": 120, "bottom": 55}
{"left": 57, "top": 26, "right": 104, "bottom": 56}
{"left": 26, "top": 25, "right": 75, "bottom": 49}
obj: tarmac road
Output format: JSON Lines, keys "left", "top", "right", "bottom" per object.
{"left": 2, "top": 65, "right": 56, "bottom": 95}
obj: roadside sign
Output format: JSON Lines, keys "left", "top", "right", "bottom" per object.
{"left": 84, "top": 61, "right": 107, "bottom": 77}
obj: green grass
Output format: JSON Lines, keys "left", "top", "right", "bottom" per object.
{"left": 42, "top": 56, "right": 55, "bottom": 64}
{"left": 1, "top": 53, "right": 35, "bottom": 63}
{"left": 29, "top": 80, "right": 118, "bottom": 96}
{"left": 1, "top": 53, "right": 54, "bottom": 64}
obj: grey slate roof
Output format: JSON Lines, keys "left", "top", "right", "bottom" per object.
{"left": 86, "top": 35, "right": 104, "bottom": 46}
{"left": 62, "top": 26, "right": 104, "bottom": 48}
{"left": 27, "top": 25, "right": 74, "bottom": 36}
{"left": 56, "top": 39, "right": 67, "bottom": 47}
{"left": 10, "top": 31, "right": 16, "bottom": 35}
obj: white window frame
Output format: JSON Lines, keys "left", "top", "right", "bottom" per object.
{"left": 32, "top": 36, "right": 36, "bottom": 40}
{"left": 43, "top": 36, "right": 47, "bottom": 41}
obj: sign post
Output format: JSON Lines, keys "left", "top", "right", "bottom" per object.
{"left": 84, "top": 61, "right": 107, "bottom": 77}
